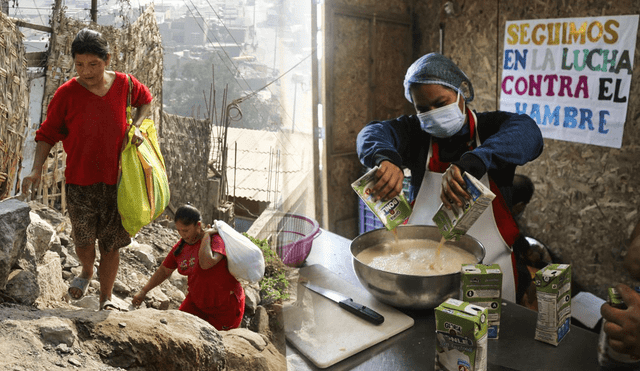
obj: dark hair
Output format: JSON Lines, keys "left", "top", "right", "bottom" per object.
{"left": 71, "top": 28, "right": 110, "bottom": 61}
{"left": 173, "top": 204, "right": 202, "bottom": 256}
{"left": 512, "top": 174, "right": 535, "bottom": 205}
{"left": 174, "top": 204, "right": 202, "bottom": 226}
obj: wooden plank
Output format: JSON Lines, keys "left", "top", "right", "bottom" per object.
{"left": 8, "top": 17, "right": 53, "bottom": 33}
{"left": 26, "top": 52, "right": 47, "bottom": 68}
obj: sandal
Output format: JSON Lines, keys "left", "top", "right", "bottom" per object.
{"left": 68, "top": 266, "right": 97, "bottom": 300}
{"left": 100, "top": 299, "right": 126, "bottom": 311}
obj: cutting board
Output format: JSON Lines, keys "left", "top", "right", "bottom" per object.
{"left": 284, "top": 264, "right": 414, "bottom": 368}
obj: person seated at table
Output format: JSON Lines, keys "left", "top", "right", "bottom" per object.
{"left": 131, "top": 204, "right": 245, "bottom": 331}
{"left": 601, "top": 220, "right": 640, "bottom": 359}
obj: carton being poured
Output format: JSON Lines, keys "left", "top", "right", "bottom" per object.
{"left": 432, "top": 172, "right": 495, "bottom": 240}
{"left": 352, "top": 166, "right": 412, "bottom": 231}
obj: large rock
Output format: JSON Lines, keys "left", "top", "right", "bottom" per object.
{"left": 161, "top": 281, "right": 186, "bottom": 305}
{"left": 85, "top": 308, "right": 227, "bottom": 370}
{"left": 144, "top": 286, "right": 172, "bottom": 310}
{"left": 35, "top": 251, "right": 68, "bottom": 308}
{"left": 126, "top": 241, "right": 157, "bottom": 270}
{"left": 250, "top": 305, "right": 270, "bottom": 335}
{"left": 222, "top": 328, "right": 287, "bottom": 371}
{"left": 0, "top": 306, "right": 227, "bottom": 370}
{"left": 5, "top": 269, "right": 39, "bottom": 305}
{"left": 244, "top": 284, "right": 261, "bottom": 314}
{"left": 28, "top": 201, "right": 68, "bottom": 230}
{"left": 15, "top": 240, "right": 37, "bottom": 273}
{"left": 27, "top": 211, "right": 56, "bottom": 261}
{"left": 169, "top": 269, "right": 188, "bottom": 293}
{"left": 38, "top": 317, "right": 77, "bottom": 347}
{"left": 0, "top": 199, "right": 31, "bottom": 289}
{"left": 15, "top": 212, "right": 58, "bottom": 276}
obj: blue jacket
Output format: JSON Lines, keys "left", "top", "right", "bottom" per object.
{"left": 356, "top": 110, "right": 544, "bottom": 206}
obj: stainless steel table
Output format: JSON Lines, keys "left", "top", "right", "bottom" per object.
{"left": 285, "top": 229, "right": 600, "bottom": 370}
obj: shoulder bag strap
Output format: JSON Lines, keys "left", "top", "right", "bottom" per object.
{"left": 126, "top": 74, "right": 133, "bottom": 126}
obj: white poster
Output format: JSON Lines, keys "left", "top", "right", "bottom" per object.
{"left": 499, "top": 15, "right": 639, "bottom": 148}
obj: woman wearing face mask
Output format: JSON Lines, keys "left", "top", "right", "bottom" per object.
{"left": 356, "top": 53, "right": 544, "bottom": 303}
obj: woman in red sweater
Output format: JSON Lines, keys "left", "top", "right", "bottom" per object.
{"left": 21, "top": 28, "right": 153, "bottom": 310}
{"left": 132, "top": 205, "right": 245, "bottom": 331}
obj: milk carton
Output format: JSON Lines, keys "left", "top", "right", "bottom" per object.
{"left": 432, "top": 173, "right": 495, "bottom": 240}
{"left": 351, "top": 166, "right": 412, "bottom": 231}
{"left": 435, "top": 298, "right": 488, "bottom": 371}
{"left": 534, "top": 264, "right": 571, "bottom": 346}
{"left": 460, "top": 264, "right": 503, "bottom": 339}
{"left": 597, "top": 286, "right": 640, "bottom": 369}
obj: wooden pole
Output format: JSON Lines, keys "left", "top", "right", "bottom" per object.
{"left": 91, "top": 0, "right": 98, "bottom": 22}
{"left": 311, "top": 0, "right": 325, "bottom": 228}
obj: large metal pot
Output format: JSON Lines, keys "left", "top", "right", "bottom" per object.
{"left": 350, "top": 225, "right": 485, "bottom": 309}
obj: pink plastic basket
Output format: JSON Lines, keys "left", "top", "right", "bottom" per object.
{"left": 275, "top": 213, "right": 320, "bottom": 267}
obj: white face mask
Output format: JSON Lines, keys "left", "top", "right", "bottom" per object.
{"left": 417, "top": 91, "right": 466, "bottom": 138}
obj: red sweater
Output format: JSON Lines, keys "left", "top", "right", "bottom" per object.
{"left": 35, "top": 72, "right": 152, "bottom": 186}
{"left": 162, "top": 234, "right": 245, "bottom": 314}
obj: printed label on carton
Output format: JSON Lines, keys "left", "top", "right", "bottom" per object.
{"left": 432, "top": 173, "right": 496, "bottom": 240}
{"left": 461, "top": 264, "right": 503, "bottom": 339}
{"left": 607, "top": 287, "right": 625, "bottom": 307}
{"left": 534, "top": 264, "right": 572, "bottom": 346}
{"left": 435, "top": 298, "right": 488, "bottom": 371}
{"left": 352, "top": 166, "right": 412, "bottom": 230}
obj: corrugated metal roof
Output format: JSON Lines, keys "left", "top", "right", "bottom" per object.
{"left": 211, "top": 127, "right": 313, "bottom": 203}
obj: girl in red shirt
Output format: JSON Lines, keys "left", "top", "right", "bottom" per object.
{"left": 132, "top": 205, "right": 245, "bottom": 330}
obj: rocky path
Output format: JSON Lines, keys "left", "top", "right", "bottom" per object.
{"left": 0, "top": 200, "right": 290, "bottom": 370}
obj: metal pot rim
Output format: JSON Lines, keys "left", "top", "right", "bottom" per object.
{"left": 350, "top": 225, "right": 486, "bottom": 277}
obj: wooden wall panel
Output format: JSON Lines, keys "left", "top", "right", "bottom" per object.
{"left": 373, "top": 22, "right": 414, "bottom": 121}
{"left": 331, "top": 15, "right": 370, "bottom": 155}
{"left": 333, "top": 0, "right": 410, "bottom": 14}
{"left": 324, "top": 3, "right": 412, "bottom": 238}
{"left": 329, "top": 154, "right": 363, "bottom": 238}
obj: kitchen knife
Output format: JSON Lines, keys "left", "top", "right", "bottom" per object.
{"left": 301, "top": 282, "right": 385, "bottom": 325}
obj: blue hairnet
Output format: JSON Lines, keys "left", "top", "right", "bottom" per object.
{"left": 403, "top": 53, "right": 474, "bottom": 104}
